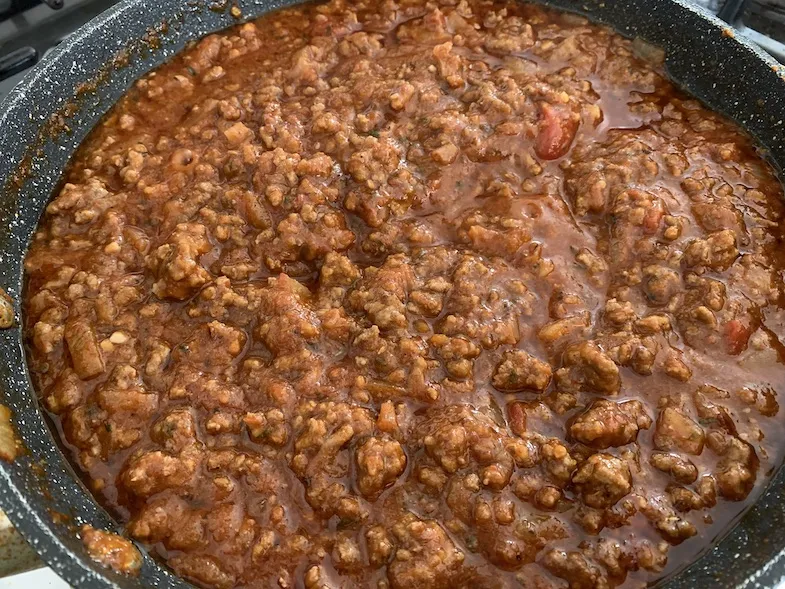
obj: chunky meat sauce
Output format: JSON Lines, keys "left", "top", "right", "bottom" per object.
{"left": 23, "top": 0, "right": 785, "bottom": 587}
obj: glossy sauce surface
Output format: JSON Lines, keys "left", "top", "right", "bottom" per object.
{"left": 22, "top": 1, "right": 785, "bottom": 587}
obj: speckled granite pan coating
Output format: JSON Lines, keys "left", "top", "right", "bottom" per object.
{"left": 0, "top": 0, "right": 783, "bottom": 588}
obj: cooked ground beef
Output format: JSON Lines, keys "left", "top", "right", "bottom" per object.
{"left": 22, "top": 0, "right": 785, "bottom": 587}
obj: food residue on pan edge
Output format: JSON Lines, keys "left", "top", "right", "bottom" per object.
{"left": 0, "top": 405, "right": 18, "bottom": 462}
{"left": 0, "top": 288, "right": 14, "bottom": 329}
{"left": 81, "top": 524, "right": 143, "bottom": 576}
{"left": 21, "top": 0, "right": 785, "bottom": 588}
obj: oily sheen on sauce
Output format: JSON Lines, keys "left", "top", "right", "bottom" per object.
{"left": 22, "top": 0, "right": 785, "bottom": 587}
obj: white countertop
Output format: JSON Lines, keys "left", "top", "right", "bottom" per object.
{"left": 4, "top": 569, "right": 68, "bottom": 588}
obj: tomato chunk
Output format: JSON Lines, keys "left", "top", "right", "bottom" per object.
{"left": 535, "top": 102, "right": 579, "bottom": 160}
{"left": 642, "top": 205, "right": 665, "bottom": 235}
{"left": 724, "top": 319, "right": 751, "bottom": 355}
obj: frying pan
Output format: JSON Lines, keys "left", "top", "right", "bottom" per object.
{"left": 0, "top": 0, "right": 784, "bottom": 587}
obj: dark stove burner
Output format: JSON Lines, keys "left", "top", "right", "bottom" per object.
{"left": 718, "top": 0, "right": 749, "bottom": 22}
{"left": 0, "top": 0, "right": 61, "bottom": 19}
{"left": 0, "top": 0, "right": 120, "bottom": 95}
{"left": 0, "top": 45, "right": 36, "bottom": 81}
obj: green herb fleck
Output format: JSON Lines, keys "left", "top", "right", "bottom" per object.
{"left": 465, "top": 535, "right": 479, "bottom": 552}
{"left": 369, "top": 129, "right": 380, "bottom": 138}
{"left": 337, "top": 516, "right": 359, "bottom": 530}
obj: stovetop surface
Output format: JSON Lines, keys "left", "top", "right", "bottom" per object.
{"left": 0, "top": 0, "right": 120, "bottom": 95}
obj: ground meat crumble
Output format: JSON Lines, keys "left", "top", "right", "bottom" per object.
{"left": 23, "top": 1, "right": 785, "bottom": 588}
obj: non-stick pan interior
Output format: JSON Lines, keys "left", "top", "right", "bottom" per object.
{"left": 0, "top": 1, "right": 784, "bottom": 588}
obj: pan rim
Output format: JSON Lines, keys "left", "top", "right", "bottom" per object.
{"left": 0, "top": 1, "right": 784, "bottom": 588}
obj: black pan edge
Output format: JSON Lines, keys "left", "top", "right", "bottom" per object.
{"left": 0, "top": 1, "right": 783, "bottom": 588}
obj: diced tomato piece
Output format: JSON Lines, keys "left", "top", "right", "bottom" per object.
{"left": 723, "top": 319, "right": 751, "bottom": 355}
{"left": 507, "top": 402, "right": 527, "bottom": 437}
{"left": 535, "top": 102, "right": 579, "bottom": 160}
{"left": 642, "top": 205, "right": 665, "bottom": 235}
